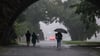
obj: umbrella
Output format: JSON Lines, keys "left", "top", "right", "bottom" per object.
{"left": 54, "top": 28, "right": 67, "bottom": 33}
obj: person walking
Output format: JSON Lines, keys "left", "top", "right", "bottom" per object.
{"left": 55, "top": 32, "right": 62, "bottom": 49}
{"left": 39, "top": 29, "right": 44, "bottom": 40}
{"left": 25, "top": 30, "right": 31, "bottom": 46}
{"left": 32, "top": 32, "right": 38, "bottom": 47}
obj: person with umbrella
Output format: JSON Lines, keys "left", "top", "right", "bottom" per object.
{"left": 54, "top": 28, "right": 67, "bottom": 48}
{"left": 55, "top": 32, "right": 62, "bottom": 48}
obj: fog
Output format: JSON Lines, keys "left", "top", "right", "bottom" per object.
{"left": 39, "top": 21, "right": 71, "bottom": 41}
{"left": 87, "top": 18, "right": 100, "bottom": 42}
{"left": 40, "top": 17, "right": 100, "bottom": 41}
{"left": 61, "top": 0, "right": 68, "bottom": 3}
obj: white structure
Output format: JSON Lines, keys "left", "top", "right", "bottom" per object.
{"left": 39, "top": 21, "right": 71, "bottom": 41}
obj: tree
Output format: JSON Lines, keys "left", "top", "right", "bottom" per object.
{"left": 15, "top": 0, "right": 99, "bottom": 41}
{"left": 72, "top": 0, "right": 100, "bottom": 38}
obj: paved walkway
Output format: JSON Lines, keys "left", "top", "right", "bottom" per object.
{"left": 19, "top": 40, "right": 71, "bottom": 48}
{"left": 0, "top": 40, "right": 100, "bottom": 56}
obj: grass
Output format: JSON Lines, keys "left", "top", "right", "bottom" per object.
{"left": 63, "top": 41, "right": 100, "bottom": 47}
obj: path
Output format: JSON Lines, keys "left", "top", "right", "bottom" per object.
{"left": 0, "top": 40, "right": 100, "bottom": 56}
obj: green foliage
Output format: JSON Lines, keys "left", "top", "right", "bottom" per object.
{"left": 63, "top": 41, "right": 100, "bottom": 46}
{"left": 14, "top": 0, "right": 100, "bottom": 41}
{"left": 16, "top": 14, "right": 26, "bottom": 23}
{"left": 14, "top": 22, "right": 29, "bottom": 36}
{"left": 68, "top": 0, "right": 100, "bottom": 40}
{"left": 14, "top": 19, "right": 39, "bottom": 37}
{"left": 24, "top": 0, "right": 65, "bottom": 23}
{"left": 73, "top": 0, "right": 100, "bottom": 29}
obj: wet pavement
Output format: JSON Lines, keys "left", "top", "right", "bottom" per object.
{"left": 0, "top": 40, "right": 100, "bottom": 56}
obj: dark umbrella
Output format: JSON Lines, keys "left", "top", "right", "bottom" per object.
{"left": 54, "top": 28, "right": 67, "bottom": 33}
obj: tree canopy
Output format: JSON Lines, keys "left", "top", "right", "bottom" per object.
{"left": 72, "top": 0, "right": 100, "bottom": 36}
{"left": 15, "top": 0, "right": 100, "bottom": 41}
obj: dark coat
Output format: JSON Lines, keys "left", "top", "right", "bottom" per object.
{"left": 55, "top": 32, "right": 62, "bottom": 42}
{"left": 32, "top": 33, "right": 37, "bottom": 44}
{"left": 25, "top": 32, "right": 31, "bottom": 42}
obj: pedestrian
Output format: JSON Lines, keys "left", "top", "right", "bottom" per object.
{"left": 55, "top": 32, "right": 62, "bottom": 49}
{"left": 39, "top": 29, "right": 44, "bottom": 40}
{"left": 32, "top": 32, "right": 38, "bottom": 47}
{"left": 25, "top": 30, "right": 31, "bottom": 46}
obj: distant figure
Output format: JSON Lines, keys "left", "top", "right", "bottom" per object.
{"left": 55, "top": 32, "right": 62, "bottom": 48}
{"left": 32, "top": 32, "right": 38, "bottom": 47}
{"left": 36, "top": 34, "right": 40, "bottom": 43}
{"left": 25, "top": 30, "right": 31, "bottom": 46}
{"left": 39, "top": 29, "right": 44, "bottom": 40}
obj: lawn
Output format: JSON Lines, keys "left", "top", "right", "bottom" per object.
{"left": 63, "top": 41, "right": 100, "bottom": 47}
